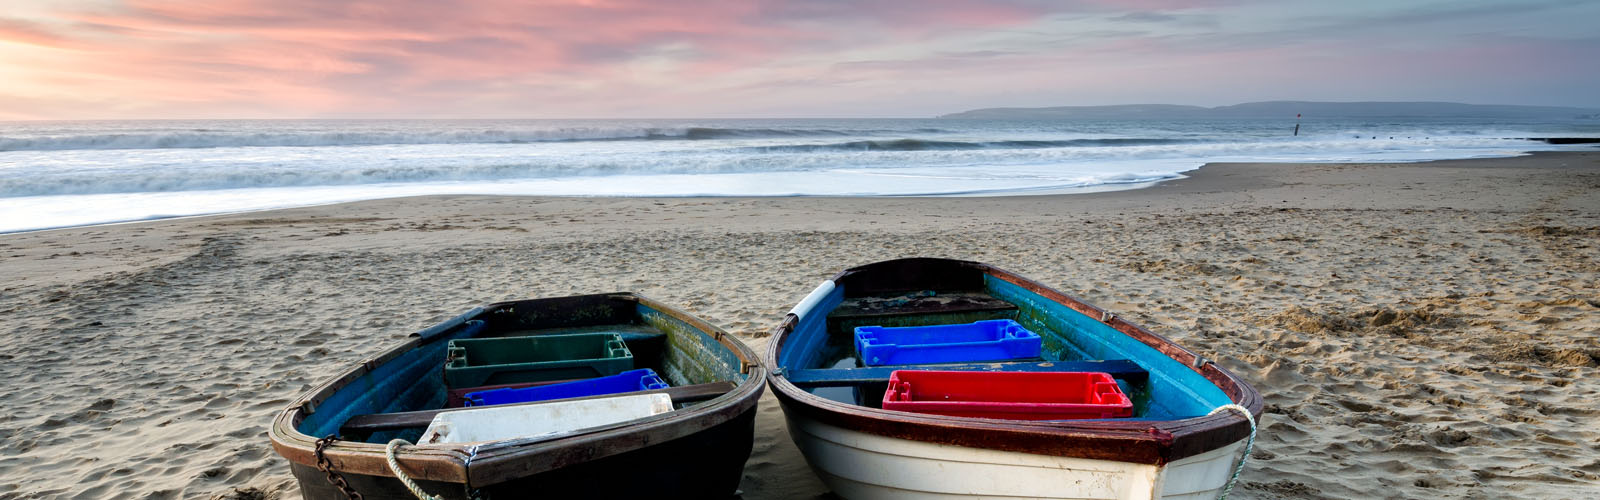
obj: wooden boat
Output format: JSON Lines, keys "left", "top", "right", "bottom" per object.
{"left": 765, "top": 258, "right": 1262, "bottom": 500}
{"left": 269, "top": 293, "right": 765, "bottom": 499}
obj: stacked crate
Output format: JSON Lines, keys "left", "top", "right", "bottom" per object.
{"left": 853, "top": 319, "right": 1132, "bottom": 420}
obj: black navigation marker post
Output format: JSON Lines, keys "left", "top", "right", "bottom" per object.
{"left": 1293, "top": 113, "right": 1301, "bottom": 136}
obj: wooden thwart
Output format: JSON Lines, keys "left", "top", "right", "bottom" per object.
{"left": 783, "top": 359, "right": 1147, "bottom": 387}
{"left": 340, "top": 382, "right": 736, "bottom": 434}
{"left": 828, "top": 292, "right": 1018, "bottom": 321}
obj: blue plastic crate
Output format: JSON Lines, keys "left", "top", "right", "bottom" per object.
{"left": 854, "top": 319, "right": 1043, "bottom": 366}
{"left": 463, "top": 368, "right": 670, "bottom": 406}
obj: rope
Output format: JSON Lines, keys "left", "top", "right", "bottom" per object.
{"left": 1207, "top": 404, "right": 1256, "bottom": 500}
{"left": 385, "top": 439, "right": 442, "bottom": 500}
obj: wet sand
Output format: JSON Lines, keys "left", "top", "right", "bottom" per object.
{"left": 1, "top": 151, "right": 1597, "bottom": 499}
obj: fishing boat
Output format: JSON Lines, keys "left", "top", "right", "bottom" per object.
{"left": 766, "top": 258, "right": 1262, "bottom": 500}
{"left": 269, "top": 293, "right": 765, "bottom": 499}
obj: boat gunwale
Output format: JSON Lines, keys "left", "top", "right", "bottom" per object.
{"left": 765, "top": 258, "right": 1263, "bottom": 465}
{"left": 269, "top": 292, "right": 766, "bottom": 488}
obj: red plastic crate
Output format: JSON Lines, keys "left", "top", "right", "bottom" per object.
{"left": 882, "top": 370, "right": 1133, "bottom": 420}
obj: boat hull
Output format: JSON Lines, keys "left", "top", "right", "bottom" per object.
{"left": 290, "top": 406, "right": 756, "bottom": 499}
{"left": 270, "top": 293, "right": 765, "bottom": 500}
{"left": 781, "top": 400, "right": 1247, "bottom": 500}
{"left": 764, "top": 259, "right": 1262, "bottom": 500}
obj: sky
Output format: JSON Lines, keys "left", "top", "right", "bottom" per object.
{"left": 1, "top": 0, "right": 1597, "bottom": 120}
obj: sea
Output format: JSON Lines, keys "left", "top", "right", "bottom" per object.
{"left": 2, "top": 117, "right": 1597, "bottom": 233}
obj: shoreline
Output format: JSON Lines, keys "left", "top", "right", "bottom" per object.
{"left": 6, "top": 149, "right": 1591, "bottom": 236}
{"left": 1, "top": 151, "right": 1597, "bottom": 499}
{"left": 5, "top": 147, "right": 1595, "bottom": 236}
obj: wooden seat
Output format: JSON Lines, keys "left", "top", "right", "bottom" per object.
{"left": 828, "top": 292, "right": 1018, "bottom": 321}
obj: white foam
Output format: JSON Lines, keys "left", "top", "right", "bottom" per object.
{"left": 2, "top": 118, "right": 1594, "bottom": 233}
{"left": 0, "top": 163, "right": 1189, "bottom": 233}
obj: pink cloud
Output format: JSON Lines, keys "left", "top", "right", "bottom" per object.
{"left": 9, "top": 0, "right": 1068, "bottom": 117}
{"left": 0, "top": 18, "right": 86, "bottom": 48}
{"left": 0, "top": 1, "right": 1595, "bottom": 119}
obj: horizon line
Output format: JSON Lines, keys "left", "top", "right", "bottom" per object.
{"left": 4, "top": 100, "right": 1598, "bottom": 123}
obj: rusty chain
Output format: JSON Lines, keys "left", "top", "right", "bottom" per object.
{"left": 314, "top": 435, "right": 365, "bottom": 500}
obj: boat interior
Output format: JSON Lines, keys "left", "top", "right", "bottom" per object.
{"left": 778, "top": 263, "right": 1234, "bottom": 421}
{"left": 291, "top": 294, "right": 750, "bottom": 445}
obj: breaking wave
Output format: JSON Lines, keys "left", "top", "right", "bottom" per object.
{"left": 3, "top": 116, "right": 1594, "bottom": 232}
{"left": 0, "top": 161, "right": 724, "bottom": 197}
{"left": 734, "top": 137, "right": 1192, "bottom": 153}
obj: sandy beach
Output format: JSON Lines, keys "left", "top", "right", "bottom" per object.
{"left": 1, "top": 151, "right": 1597, "bottom": 499}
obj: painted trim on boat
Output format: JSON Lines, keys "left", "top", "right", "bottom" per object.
{"left": 413, "top": 306, "right": 484, "bottom": 342}
{"left": 786, "top": 413, "right": 1250, "bottom": 499}
{"left": 788, "top": 280, "right": 837, "bottom": 319}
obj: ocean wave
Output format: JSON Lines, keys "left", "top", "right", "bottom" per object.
{"left": 733, "top": 137, "right": 1192, "bottom": 153}
{"left": 0, "top": 126, "right": 933, "bottom": 152}
{"left": 4, "top": 132, "right": 1560, "bottom": 197}
{"left": 0, "top": 161, "right": 687, "bottom": 196}
{"left": 679, "top": 127, "right": 862, "bottom": 139}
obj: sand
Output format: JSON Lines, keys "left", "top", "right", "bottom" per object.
{"left": 1, "top": 151, "right": 1597, "bottom": 499}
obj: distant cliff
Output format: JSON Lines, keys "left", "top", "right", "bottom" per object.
{"left": 938, "top": 101, "right": 1600, "bottom": 120}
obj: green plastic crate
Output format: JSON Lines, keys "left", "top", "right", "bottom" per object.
{"left": 444, "top": 333, "right": 633, "bottom": 389}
